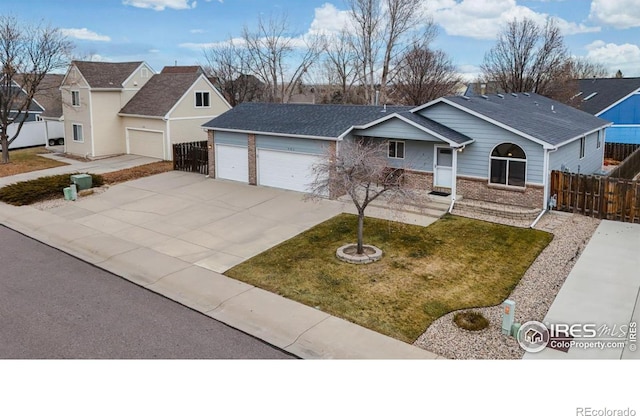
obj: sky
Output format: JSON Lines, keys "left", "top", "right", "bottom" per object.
{"left": 4, "top": 0, "right": 640, "bottom": 80}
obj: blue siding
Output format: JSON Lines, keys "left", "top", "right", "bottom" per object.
{"left": 604, "top": 126, "right": 640, "bottom": 144}
{"left": 419, "top": 103, "right": 545, "bottom": 184}
{"left": 549, "top": 131, "right": 604, "bottom": 175}
{"left": 256, "top": 135, "right": 326, "bottom": 155}
{"left": 349, "top": 137, "right": 434, "bottom": 171}
{"left": 214, "top": 131, "right": 248, "bottom": 146}
{"left": 354, "top": 118, "right": 444, "bottom": 142}
{"left": 599, "top": 94, "right": 640, "bottom": 124}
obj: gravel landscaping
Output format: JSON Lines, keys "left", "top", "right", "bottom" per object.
{"left": 413, "top": 209, "right": 600, "bottom": 359}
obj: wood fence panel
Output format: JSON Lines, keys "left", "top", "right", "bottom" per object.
{"left": 172, "top": 141, "right": 209, "bottom": 175}
{"left": 550, "top": 170, "right": 640, "bottom": 223}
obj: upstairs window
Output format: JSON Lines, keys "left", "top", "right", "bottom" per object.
{"left": 490, "top": 143, "right": 526, "bottom": 187}
{"left": 71, "top": 90, "right": 80, "bottom": 107}
{"left": 388, "top": 140, "right": 405, "bottom": 159}
{"left": 596, "top": 131, "right": 601, "bottom": 149}
{"left": 580, "top": 137, "right": 586, "bottom": 159}
{"left": 195, "top": 91, "right": 210, "bottom": 108}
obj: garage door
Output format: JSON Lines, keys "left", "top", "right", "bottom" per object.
{"left": 128, "top": 129, "right": 165, "bottom": 159}
{"left": 216, "top": 144, "right": 248, "bottom": 182}
{"left": 257, "top": 149, "right": 320, "bottom": 193}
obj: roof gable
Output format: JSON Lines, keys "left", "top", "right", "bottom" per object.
{"left": 71, "top": 61, "right": 144, "bottom": 89}
{"left": 119, "top": 72, "right": 202, "bottom": 117}
{"left": 415, "top": 93, "right": 611, "bottom": 148}
{"left": 576, "top": 78, "right": 640, "bottom": 115}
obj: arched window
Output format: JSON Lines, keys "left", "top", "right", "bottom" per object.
{"left": 490, "top": 143, "right": 526, "bottom": 187}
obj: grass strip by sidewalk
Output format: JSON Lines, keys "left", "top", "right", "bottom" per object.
{"left": 0, "top": 147, "right": 67, "bottom": 178}
{"left": 226, "top": 213, "right": 552, "bottom": 343}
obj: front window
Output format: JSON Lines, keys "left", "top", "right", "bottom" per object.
{"left": 596, "top": 131, "right": 601, "bottom": 149}
{"left": 490, "top": 143, "right": 526, "bottom": 187}
{"left": 388, "top": 140, "right": 405, "bottom": 159}
{"left": 72, "top": 124, "right": 83, "bottom": 142}
{"left": 195, "top": 91, "right": 210, "bottom": 108}
{"left": 579, "top": 137, "right": 586, "bottom": 159}
{"left": 71, "top": 90, "right": 80, "bottom": 106}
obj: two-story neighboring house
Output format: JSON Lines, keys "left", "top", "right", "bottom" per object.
{"left": 60, "top": 61, "right": 230, "bottom": 160}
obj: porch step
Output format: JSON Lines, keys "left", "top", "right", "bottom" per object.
{"left": 339, "top": 192, "right": 455, "bottom": 219}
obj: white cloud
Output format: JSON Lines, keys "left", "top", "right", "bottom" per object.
{"left": 179, "top": 37, "right": 246, "bottom": 50}
{"left": 457, "top": 64, "right": 482, "bottom": 82}
{"left": 422, "top": 0, "right": 599, "bottom": 39}
{"left": 122, "top": 0, "right": 196, "bottom": 11}
{"left": 190, "top": 29, "right": 206, "bottom": 34}
{"left": 589, "top": 0, "right": 640, "bottom": 29}
{"left": 308, "top": 3, "right": 353, "bottom": 36}
{"left": 61, "top": 28, "right": 111, "bottom": 42}
{"left": 583, "top": 40, "right": 640, "bottom": 76}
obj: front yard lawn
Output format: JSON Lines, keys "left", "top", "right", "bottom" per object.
{"left": 225, "top": 213, "right": 553, "bottom": 343}
{"left": 0, "top": 147, "right": 68, "bottom": 177}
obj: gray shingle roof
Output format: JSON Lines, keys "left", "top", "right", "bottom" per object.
{"left": 119, "top": 72, "right": 201, "bottom": 117}
{"left": 35, "top": 74, "right": 64, "bottom": 118}
{"left": 73, "top": 61, "right": 143, "bottom": 89}
{"left": 576, "top": 78, "right": 640, "bottom": 115}
{"left": 443, "top": 93, "right": 611, "bottom": 146}
{"left": 397, "top": 111, "right": 473, "bottom": 145}
{"left": 203, "top": 102, "right": 411, "bottom": 138}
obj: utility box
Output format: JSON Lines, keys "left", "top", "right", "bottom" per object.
{"left": 70, "top": 174, "right": 92, "bottom": 191}
{"left": 501, "top": 299, "right": 516, "bottom": 335}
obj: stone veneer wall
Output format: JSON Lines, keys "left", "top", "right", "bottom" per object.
{"left": 403, "top": 170, "right": 433, "bottom": 190}
{"left": 456, "top": 176, "right": 544, "bottom": 209}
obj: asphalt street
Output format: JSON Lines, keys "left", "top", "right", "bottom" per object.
{"left": 0, "top": 225, "right": 292, "bottom": 359}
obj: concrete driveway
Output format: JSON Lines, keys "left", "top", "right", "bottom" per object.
{"left": 41, "top": 171, "right": 342, "bottom": 273}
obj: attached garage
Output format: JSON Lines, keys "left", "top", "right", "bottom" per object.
{"left": 216, "top": 144, "right": 248, "bottom": 182}
{"left": 127, "top": 129, "right": 165, "bottom": 159}
{"left": 257, "top": 149, "right": 320, "bottom": 193}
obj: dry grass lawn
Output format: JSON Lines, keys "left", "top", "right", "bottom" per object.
{"left": 226, "top": 213, "right": 553, "bottom": 343}
{"left": 100, "top": 161, "right": 173, "bottom": 185}
{"left": 0, "top": 147, "right": 68, "bottom": 177}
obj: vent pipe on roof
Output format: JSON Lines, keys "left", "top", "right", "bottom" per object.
{"left": 511, "top": 93, "right": 517, "bottom": 97}
{"left": 497, "top": 93, "right": 504, "bottom": 99}
{"left": 523, "top": 92, "right": 530, "bottom": 97}
{"left": 375, "top": 90, "right": 380, "bottom": 106}
{"left": 481, "top": 94, "right": 488, "bottom": 100}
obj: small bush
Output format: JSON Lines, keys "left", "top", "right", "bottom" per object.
{"left": 453, "top": 311, "right": 489, "bottom": 331}
{"left": 0, "top": 173, "right": 104, "bottom": 206}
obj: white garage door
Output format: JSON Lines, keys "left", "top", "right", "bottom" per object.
{"left": 128, "top": 129, "right": 164, "bottom": 159}
{"left": 216, "top": 144, "right": 248, "bottom": 182}
{"left": 257, "top": 149, "right": 320, "bottom": 193}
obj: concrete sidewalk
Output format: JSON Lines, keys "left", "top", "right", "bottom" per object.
{"left": 524, "top": 220, "right": 640, "bottom": 359}
{"left": 0, "top": 169, "right": 440, "bottom": 359}
{"left": 0, "top": 154, "right": 159, "bottom": 187}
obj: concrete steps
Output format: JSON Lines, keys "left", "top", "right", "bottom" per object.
{"left": 339, "top": 192, "right": 455, "bottom": 219}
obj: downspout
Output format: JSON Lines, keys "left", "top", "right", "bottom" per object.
{"left": 530, "top": 146, "right": 558, "bottom": 228}
{"left": 448, "top": 144, "right": 464, "bottom": 214}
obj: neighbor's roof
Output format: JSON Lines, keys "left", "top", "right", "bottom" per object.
{"left": 161, "top": 65, "right": 203, "bottom": 74}
{"left": 203, "top": 102, "right": 412, "bottom": 138}
{"left": 439, "top": 92, "right": 611, "bottom": 146}
{"left": 34, "top": 74, "right": 64, "bottom": 118}
{"left": 72, "top": 61, "right": 143, "bottom": 89}
{"left": 119, "top": 72, "right": 201, "bottom": 117}
{"left": 576, "top": 78, "right": 640, "bottom": 115}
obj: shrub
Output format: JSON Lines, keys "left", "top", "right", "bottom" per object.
{"left": 453, "top": 311, "right": 490, "bottom": 331}
{"left": 0, "top": 173, "right": 104, "bottom": 206}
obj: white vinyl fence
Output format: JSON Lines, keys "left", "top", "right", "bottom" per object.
{"left": 6, "top": 120, "right": 64, "bottom": 149}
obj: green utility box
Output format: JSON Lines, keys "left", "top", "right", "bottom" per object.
{"left": 70, "top": 174, "right": 92, "bottom": 190}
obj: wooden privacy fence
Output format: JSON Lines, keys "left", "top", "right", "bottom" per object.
{"left": 608, "top": 144, "right": 640, "bottom": 180}
{"left": 605, "top": 143, "right": 640, "bottom": 161}
{"left": 173, "top": 141, "right": 209, "bottom": 175}
{"left": 550, "top": 170, "right": 640, "bottom": 223}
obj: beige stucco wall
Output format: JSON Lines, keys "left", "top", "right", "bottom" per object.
{"left": 168, "top": 118, "right": 209, "bottom": 144}
{"left": 170, "top": 76, "right": 230, "bottom": 119}
{"left": 91, "top": 91, "right": 126, "bottom": 157}
{"left": 61, "top": 67, "right": 92, "bottom": 157}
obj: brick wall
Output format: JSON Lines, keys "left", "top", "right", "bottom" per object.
{"left": 456, "top": 176, "right": 544, "bottom": 209}
{"left": 207, "top": 130, "right": 215, "bottom": 178}
{"left": 248, "top": 133, "right": 257, "bottom": 185}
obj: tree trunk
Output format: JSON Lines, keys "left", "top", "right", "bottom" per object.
{"left": 357, "top": 210, "right": 365, "bottom": 254}
{"left": 1, "top": 133, "right": 9, "bottom": 164}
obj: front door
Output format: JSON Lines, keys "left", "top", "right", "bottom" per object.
{"left": 434, "top": 146, "right": 453, "bottom": 188}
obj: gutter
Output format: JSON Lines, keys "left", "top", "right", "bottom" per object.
{"left": 448, "top": 197, "right": 456, "bottom": 214}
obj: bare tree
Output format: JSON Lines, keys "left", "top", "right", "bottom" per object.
{"left": 323, "top": 29, "right": 360, "bottom": 104}
{"left": 567, "top": 57, "right": 609, "bottom": 79}
{"left": 0, "top": 16, "right": 72, "bottom": 163}
{"left": 203, "top": 39, "right": 264, "bottom": 106}
{"left": 348, "top": 0, "right": 432, "bottom": 105}
{"left": 480, "top": 17, "right": 568, "bottom": 99}
{"left": 309, "top": 139, "right": 413, "bottom": 255}
{"left": 392, "top": 44, "right": 461, "bottom": 105}
{"left": 242, "top": 14, "right": 322, "bottom": 103}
